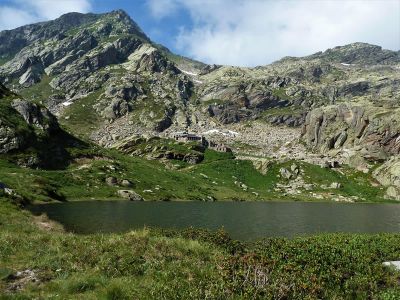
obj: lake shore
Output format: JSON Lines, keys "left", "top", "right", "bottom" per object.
{"left": 2, "top": 197, "right": 400, "bottom": 298}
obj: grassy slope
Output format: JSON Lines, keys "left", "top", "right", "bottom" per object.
{"left": 1, "top": 199, "right": 400, "bottom": 299}
{"left": 0, "top": 145, "right": 387, "bottom": 203}
{"left": 59, "top": 90, "right": 104, "bottom": 139}
{"left": 18, "top": 75, "right": 55, "bottom": 102}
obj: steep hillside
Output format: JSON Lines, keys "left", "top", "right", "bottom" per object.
{"left": 0, "top": 10, "right": 399, "bottom": 201}
{"left": 1, "top": 11, "right": 398, "bottom": 144}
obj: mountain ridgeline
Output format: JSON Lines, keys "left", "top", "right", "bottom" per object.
{"left": 0, "top": 9, "right": 400, "bottom": 202}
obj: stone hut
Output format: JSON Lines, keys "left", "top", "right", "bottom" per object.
{"left": 172, "top": 132, "right": 206, "bottom": 145}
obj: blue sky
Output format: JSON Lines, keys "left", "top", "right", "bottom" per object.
{"left": 0, "top": 0, "right": 399, "bottom": 66}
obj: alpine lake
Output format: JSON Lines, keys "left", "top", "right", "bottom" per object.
{"left": 29, "top": 201, "right": 400, "bottom": 241}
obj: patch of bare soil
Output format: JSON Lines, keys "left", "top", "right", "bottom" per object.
{"left": 33, "top": 214, "right": 64, "bottom": 232}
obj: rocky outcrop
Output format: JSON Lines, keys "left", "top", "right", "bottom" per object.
{"left": 49, "top": 36, "right": 142, "bottom": 94}
{"left": 113, "top": 135, "right": 205, "bottom": 165}
{"left": 0, "top": 84, "right": 61, "bottom": 154}
{"left": 306, "top": 43, "right": 400, "bottom": 65}
{"left": 117, "top": 189, "right": 144, "bottom": 201}
{"left": 0, "top": 125, "right": 25, "bottom": 154}
{"left": 11, "top": 99, "right": 58, "bottom": 131}
{"left": 373, "top": 157, "right": 400, "bottom": 200}
{"left": 301, "top": 103, "right": 400, "bottom": 158}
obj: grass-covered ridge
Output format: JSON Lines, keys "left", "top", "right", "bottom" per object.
{"left": 0, "top": 145, "right": 388, "bottom": 203}
{"left": 1, "top": 198, "right": 400, "bottom": 299}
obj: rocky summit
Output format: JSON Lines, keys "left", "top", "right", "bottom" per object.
{"left": 0, "top": 9, "right": 399, "bottom": 202}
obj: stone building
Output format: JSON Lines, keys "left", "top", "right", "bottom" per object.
{"left": 171, "top": 132, "right": 232, "bottom": 152}
{"left": 172, "top": 132, "right": 206, "bottom": 145}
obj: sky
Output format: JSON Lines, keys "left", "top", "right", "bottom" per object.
{"left": 0, "top": 0, "right": 399, "bottom": 67}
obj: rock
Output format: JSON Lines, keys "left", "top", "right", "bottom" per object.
{"left": 290, "top": 163, "right": 300, "bottom": 175}
{"left": 385, "top": 186, "right": 400, "bottom": 200}
{"left": 19, "top": 66, "right": 42, "bottom": 87}
{"left": 301, "top": 103, "right": 400, "bottom": 156}
{"left": 206, "top": 195, "right": 216, "bottom": 202}
{"left": 347, "top": 153, "right": 370, "bottom": 173}
{"left": 105, "top": 176, "right": 118, "bottom": 186}
{"left": 121, "top": 179, "right": 133, "bottom": 187}
{"left": 0, "top": 125, "right": 24, "bottom": 154}
{"left": 279, "top": 168, "right": 292, "bottom": 180}
{"left": 330, "top": 182, "right": 342, "bottom": 189}
{"left": 373, "top": 157, "right": 400, "bottom": 188}
{"left": 117, "top": 189, "right": 143, "bottom": 201}
{"left": 11, "top": 99, "right": 58, "bottom": 131}
{"left": 102, "top": 98, "right": 130, "bottom": 120}
{"left": 383, "top": 261, "right": 400, "bottom": 271}
{"left": 183, "top": 153, "right": 204, "bottom": 164}
{"left": 252, "top": 159, "right": 272, "bottom": 175}
{"left": 334, "top": 131, "right": 348, "bottom": 149}
{"left": 6, "top": 269, "right": 39, "bottom": 292}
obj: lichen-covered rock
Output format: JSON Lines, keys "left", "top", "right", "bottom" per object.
{"left": 373, "top": 157, "right": 400, "bottom": 187}
{"left": 0, "top": 124, "right": 25, "bottom": 153}
{"left": 301, "top": 103, "right": 400, "bottom": 157}
{"left": 117, "top": 189, "right": 143, "bottom": 201}
{"left": 0, "top": 83, "right": 62, "bottom": 155}
{"left": 11, "top": 99, "right": 58, "bottom": 131}
{"left": 385, "top": 186, "right": 400, "bottom": 201}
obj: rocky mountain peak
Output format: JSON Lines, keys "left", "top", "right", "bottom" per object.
{"left": 307, "top": 42, "right": 400, "bottom": 65}
{"left": 98, "top": 9, "right": 149, "bottom": 41}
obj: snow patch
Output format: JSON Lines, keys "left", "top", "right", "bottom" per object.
{"left": 62, "top": 101, "right": 73, "bottom": 107}
{"left": 340, "top": 63, "right": 351, "bottom": 66}
{"left": 178, "top": 68, "right": 198, "bottom": 76}
{"left": 202, "top": 129, "right": 239, "bottom": 137}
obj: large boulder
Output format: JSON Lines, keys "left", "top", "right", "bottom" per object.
{"left": 117, "top": 189, "right": 143, "bottom": 201}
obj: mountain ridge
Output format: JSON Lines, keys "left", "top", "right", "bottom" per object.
{"left": 0, "top": 9, "right": 399, "bottom": 202}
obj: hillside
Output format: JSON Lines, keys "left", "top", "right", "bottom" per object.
{"left": 0, "top": 10, "right": 399, "bottom": 202}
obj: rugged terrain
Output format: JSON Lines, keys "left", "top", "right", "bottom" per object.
{"left": 0, "top": 9, "right": 399, "bottom": 202}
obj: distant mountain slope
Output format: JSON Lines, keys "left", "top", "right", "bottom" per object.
{"left": 0, "top": 10, "right": 399, "bottom": 171}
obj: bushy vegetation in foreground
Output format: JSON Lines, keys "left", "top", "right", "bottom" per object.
{"left": 1, "top": 198, "right": 400, "bottom": 299}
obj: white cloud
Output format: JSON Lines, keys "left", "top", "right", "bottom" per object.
{"left": 0, "top": 6, "right": 34, "bottom": 30}
{"left": 147, "top": 0, "right": 179, "bottom": 19}
{"left": 0, "top": 0, "right": 92, "bottom": 31}
{"left": 153, "top": 0, "right": 400, "bottom": 66}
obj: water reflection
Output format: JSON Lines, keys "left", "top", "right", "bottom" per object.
{"left": 29, "top": 201, "right": 400, "bottom": 241}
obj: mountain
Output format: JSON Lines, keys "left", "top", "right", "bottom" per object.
{"left": 0, "top": 10, "right": 399, "bottom": 201}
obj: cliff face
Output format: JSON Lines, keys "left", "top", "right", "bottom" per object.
{"left": 301, "top": 103, "right": 400, "bottom": 157}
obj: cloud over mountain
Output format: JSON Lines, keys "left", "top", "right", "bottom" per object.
{"left": 148, "top": 0, "right": 400, "bottom": 66}
{"left": 0, "top": 0, "right": 92, "bottom": 30}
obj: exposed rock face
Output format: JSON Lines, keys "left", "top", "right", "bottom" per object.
{"left": 0, "top": 125, "right": 25, "bottom": 154}
{"left": 306, "top": 43, "right": 400, "bottom": 65}
{"left": 301, "top": 103, "right": 400, "bottom": 158}
{"left": 0, "top": 83, "right": 61, "bottom": 154}
{"left": 373, "top": 157, "right": 400, "bottom": 200}
{"left": 11, "top": 99, "right": 58, "bottom": 131}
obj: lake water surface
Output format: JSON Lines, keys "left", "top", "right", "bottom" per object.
{"left": 29, "top": 201, "right": 400, "bottom": 241}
